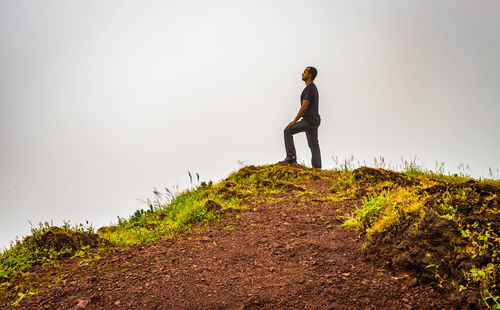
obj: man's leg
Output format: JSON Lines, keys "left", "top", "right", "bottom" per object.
{"left": 283, "top": 120, "right": 311, "bottom": 161}
{"left": 306, "top": 126, "right": 322, "bottom": 168}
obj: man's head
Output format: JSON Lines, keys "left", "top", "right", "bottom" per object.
{"left": 302, "top": 66, "right": 317, "bottom": 82}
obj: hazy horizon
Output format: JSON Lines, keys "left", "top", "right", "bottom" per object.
{"left": 1, "top": 0, "right": 499, "bottom": 249}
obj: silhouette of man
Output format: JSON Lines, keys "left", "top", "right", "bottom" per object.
{"left": 278, "top": 66, "right": 321, "bottom": 168}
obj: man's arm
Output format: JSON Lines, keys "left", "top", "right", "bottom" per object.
{"left": 286, "top": 99, "right": 310, "bottom": 128}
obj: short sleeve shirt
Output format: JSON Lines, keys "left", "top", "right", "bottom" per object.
{"left": 300, "top": 83, "right": 320, "bottom": 126}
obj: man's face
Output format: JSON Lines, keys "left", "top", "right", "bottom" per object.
{"left": 302, "top": 67, "right": 311, "bottom": 81}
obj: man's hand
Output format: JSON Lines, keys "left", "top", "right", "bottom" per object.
{"left": 286, "top": 99, "right": 310, "bottom": 129}
{"left": 286, "top": 120, "right": 296, "bottom": 129}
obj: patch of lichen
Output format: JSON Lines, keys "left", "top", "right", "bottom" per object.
{"left": 337, "top": 167, "right": 500, "bottom": 307}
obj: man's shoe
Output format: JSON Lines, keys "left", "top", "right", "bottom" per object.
{"left": 278, "top": 156, "right": 297, "bottom": 164}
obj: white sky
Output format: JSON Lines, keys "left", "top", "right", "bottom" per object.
{"left": 1, "top": 0, "right": 499, "bottom": 248}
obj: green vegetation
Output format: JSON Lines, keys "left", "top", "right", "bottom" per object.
{"left": 98, "top": 181, "right": 222, "bottom": 245}
{"left": 0, "top": 221, "right": 106, "bottom": 306}
{"left": 341, "top": 191, "right": 392, "bottom": 232}
{"left": 0, "top": 221, "right": 103, "bottom": 282}
{"left": 334, "top": 164, "right": 500, "bottom": 309}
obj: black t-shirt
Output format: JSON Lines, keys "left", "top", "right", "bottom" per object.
{"left": 300, "top": 83, "right": 320, "bottom": 126}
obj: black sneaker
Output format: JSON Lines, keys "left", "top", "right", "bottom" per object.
{"left": 278, "top": 156, "right": 297, "bottom": 164}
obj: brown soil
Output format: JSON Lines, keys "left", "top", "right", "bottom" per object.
{"left": 5, "top": 167, "right": 471, "bottom": 309}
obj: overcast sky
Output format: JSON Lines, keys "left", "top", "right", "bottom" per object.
{"left": 1, "top": 0, "right": 499, "bottom": 249}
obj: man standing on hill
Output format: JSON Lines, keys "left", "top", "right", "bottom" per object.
{"left": 278, "top": 66, "right": 322, "bottom": 169}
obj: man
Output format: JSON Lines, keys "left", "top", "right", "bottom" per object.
{"left": 278, "top": 66, "right": 322, "bottom": 168}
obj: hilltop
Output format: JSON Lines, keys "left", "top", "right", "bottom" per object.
{"left": 0, "top": 164, "right": 499, "bottom": 309}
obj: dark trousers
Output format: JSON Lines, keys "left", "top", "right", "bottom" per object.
{"left": 284, "top": 119, "right": 322, "bottom": 168}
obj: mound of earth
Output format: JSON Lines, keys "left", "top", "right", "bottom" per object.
{"left": 2, "top": 164, "right": 492, "bottom": 309}
{"left": 347, "top": 167, "right": 499, "bottom": 307}
{"left": 24, "top": 227, "right": 109, "bottom": 255}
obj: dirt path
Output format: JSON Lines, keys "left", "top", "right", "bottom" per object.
{"left": 13, "top": 176, "right": 461, "bottom": 309}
